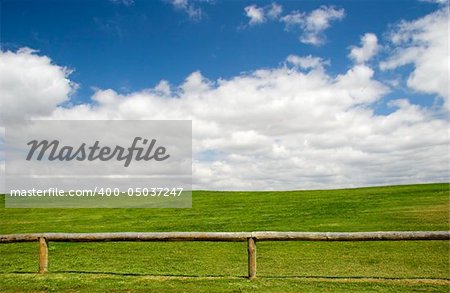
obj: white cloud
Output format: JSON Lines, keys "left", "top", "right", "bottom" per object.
{"left": 280, "top": 11, "right": 303, "bottom": 27}
{"left": 1, "top": 7, "right": 448, "bottom": 191}
{"left": 154, "top": 80, "right": 172, "bottom": 96}
{"left": 0, "top": 48, "right": 75, "bottom": 125}
{"left": 281, "top": 5, "right": 345, "bottom": 45}
{"left": 40, "top": 58, "right": 446, "bottom": 190}
{"left": 244, "top": 5, "right": 266, "bottom": 25}
{"left": 300, "top": 5, "right": 345, "bottom": 45}
{"left": 286, "top": 54, "right": 328, "bottom": 70}
{"left": 419, "top": 0, "right": 448, "bottom": 4}
{"left": 303, "top": 6, "right": 345, "bottom": 32}
{"left": 267, "top": 3, "right": 283, "bottom": 19}
{"left": 244, "top": 4, "right": 344, "bottom": 45}
{"left": 244, "top": 3, "right": 283, "bottom": 26}
{"left": 380, "top": 7, "right": 449, "bottom": 107}
{"left": 349, "top": 33, "right": 380, "bottom": 64}
{"left": 0, "top": 48, "right": 75, "bottom": 194}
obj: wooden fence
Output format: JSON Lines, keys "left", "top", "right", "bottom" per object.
{"left": 1, "top": 231, "right": 449, "bottom": 279}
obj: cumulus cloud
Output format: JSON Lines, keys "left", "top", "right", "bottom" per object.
{"left": 349, "top": 33, "right": 380, "bottom": 64}
{"left": 243, "top": 4, "right": 344, "bottom": 45}
{"left": 380, "top": 7, "right": 449, "bottom": 107}
{"left": 40, "top": 58, "right": 446, "bottom": 190}
{"left": 281, "top": 5, "right": 345, "bottom": 45}
{"left": 286, "top": 55, "right": 329, "bottom": 70}
{"left": 244, "top": 5, "right": 266, "bottom": 25}
{"left": 0, "top": 48, "right": 75, "bottom": 193}
{"left": 1, "top": 7, "right": 448, "bottom": 191}
{"left": 244, "top": 3, "right": 282, "bottom": 25}
{"left": 267, "top": 3, "right": 283, "bottom": 19}
{"left": 280, "top": 11, "right": 303, "bottom": 27}
{"left": 419, "top": 0, "right": 448, "bottom": 4}
{"left": 0, "top": 48, "right": 75, "bottom": 125}
{"left": 300, "top": 5, "right": 345, "bottom": 45}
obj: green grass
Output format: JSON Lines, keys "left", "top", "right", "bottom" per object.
{"left": 0, "top": 183, "right": 449, "bottom": 292}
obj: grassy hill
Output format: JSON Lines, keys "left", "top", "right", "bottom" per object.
{"left": 0, "top": 183, "right": 449, "bottom": 292}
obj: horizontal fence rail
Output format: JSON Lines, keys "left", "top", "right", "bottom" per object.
{"left": 1, "top": 231, "right": 449, "bottom": 278}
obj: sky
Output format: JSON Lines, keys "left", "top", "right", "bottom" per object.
{"left": 0, "top": 0, "right": 449, "bottom": 190}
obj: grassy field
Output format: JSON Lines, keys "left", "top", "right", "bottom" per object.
{"left": 0, "top": 183, "right": 449, "bottom": 292}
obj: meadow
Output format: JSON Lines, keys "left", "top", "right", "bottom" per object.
{"left": 0, "top": 183, "right": 449, "bottom": 292}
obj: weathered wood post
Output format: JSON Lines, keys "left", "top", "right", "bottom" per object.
{"left": 38, "top": 237, "right": 48, "bottom": 274}
{"left": 247, "top": 237, "right": 256, "bottom": 279}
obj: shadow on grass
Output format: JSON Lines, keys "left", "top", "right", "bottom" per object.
{"left": 259, "top": 275, "right": 450, "bottom": 281}
{"left": 7, "top": 271, "right": 244, "bottom": 279}
{"left": 4, "top": 271, "right": 450, "bottom": 282}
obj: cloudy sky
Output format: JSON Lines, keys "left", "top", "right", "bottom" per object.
{"left": 0, "top": 0, "right": 449, "bottom": 190}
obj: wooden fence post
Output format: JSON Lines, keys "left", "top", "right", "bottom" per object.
{"left": 39, "top": 237, "right": 48, "bottom": 274}
{"left": 247, "top": 237, "right": 256, "bottom": 279}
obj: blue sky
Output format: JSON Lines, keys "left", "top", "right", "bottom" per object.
{"left": 0, "top": 0, "right": 448, "bottom": 190}
{"left": 1, "top": 0, "right": 440, "bottom": 109}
